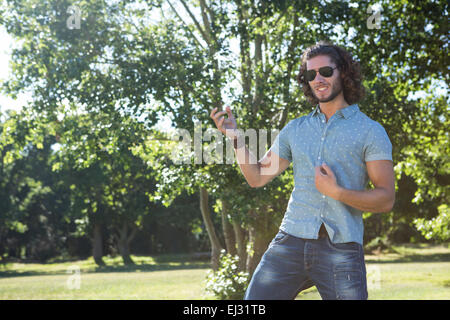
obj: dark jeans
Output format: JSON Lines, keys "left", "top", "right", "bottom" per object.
{"left": 244, "top": 227, "right": 368, "bottom": 300}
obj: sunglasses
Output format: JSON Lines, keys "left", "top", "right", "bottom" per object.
{"left": 304, "top": 66, "right": 338, "bottom": 82}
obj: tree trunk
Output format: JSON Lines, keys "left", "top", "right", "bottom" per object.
{"left": 238, "top": 1, "right": 252, "bottom": 110}
{"left": 252, "top": 20, "right": 264, "bottom": 114}
{"left": 220, "top": 198, "right": 236, "bottom": 256}
{"left": 117, "top": 222, "right": 135, "bottom": 265}
{"left": 199, "top": 186, "right": 223, "bottom": 270}
{"left": 232, "top": 220, "right": 247, "bottom": 272}
{"left": 279, "top": 12, "right": 300, "bottom": 128}
{"left": 92, "top": 222, "right": 105, "bottom": 266}
{"left": 246, "top": 208, "right": 277, "bottom": 277}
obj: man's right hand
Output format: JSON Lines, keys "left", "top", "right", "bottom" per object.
{"left": 210, "top": 106, "right": 290, "bottom": 188}
{"left": 210, "top": 106, "right": 239, "bottom": 139}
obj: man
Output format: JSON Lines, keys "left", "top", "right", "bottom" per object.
{"left": 210, "top": 41, "right": 395, "bottom": 300}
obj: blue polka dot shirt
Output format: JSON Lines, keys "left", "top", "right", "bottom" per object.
{"left": 270, "top": 104, "right": 393, "bottom": 245}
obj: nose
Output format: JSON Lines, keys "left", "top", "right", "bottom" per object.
{"left": 313, "top": 72, "right": 326, "bottom": 83}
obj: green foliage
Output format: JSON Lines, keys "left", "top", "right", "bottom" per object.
{"left": 205, "top": 250, "right": 249, "bottom": 300}
{"left": 394, "top": 94, "right": 449, "bottom": 206}
{"left": 414, "top": 205, "right": 450, "bottom": 242}
{"left": 0, "top": 0, "right": 448, "bottom": 270}
{"left": 364, "top": 235, "right": 391, "bottom": 252}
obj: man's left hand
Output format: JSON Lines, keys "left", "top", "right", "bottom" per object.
{"left": 315, "top": 163, "right": 341, "bottom": 200}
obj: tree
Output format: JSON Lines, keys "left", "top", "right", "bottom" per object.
{"left": 0, "top": 108, "right": 73, "bottom": 261}
{"left": 51, "top": 108, "right": 157, "bottom": 265}
{"left": 1, "top": 0, "right": 447, "bottom": 290}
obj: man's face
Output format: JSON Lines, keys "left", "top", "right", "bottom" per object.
{"left": 306, "top": 55, "right": 343, "bottom": 103}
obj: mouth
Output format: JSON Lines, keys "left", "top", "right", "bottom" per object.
{"left": 315, "top": 85, "right": 328, "bottom": 93}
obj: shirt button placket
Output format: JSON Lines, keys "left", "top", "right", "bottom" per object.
{"left": 318, "top": 125, "right": 327, "bottom": 164}
{"left": 319, "top": 124, "right": 328, "bottom": 220}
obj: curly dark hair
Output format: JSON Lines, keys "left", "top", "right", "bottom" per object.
{"left": 297, "top": 41, "right": 365, "bottom": 105}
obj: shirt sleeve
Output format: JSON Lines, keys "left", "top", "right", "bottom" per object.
{"left": 364, "top": 122, "right": 393, "bottom": 162}
{"left": 269, "top": 119, "right": 294, "bottom": 162}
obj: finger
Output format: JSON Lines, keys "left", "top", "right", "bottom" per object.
{"left": 218, "top": 116, "right": 225, "bottom": 127}
{"left": 209, "top": 107, "right": 218, "bottom": 118}
{"left": 315, "top": 166, "right": 321, "bottom": 176}
{"left": 226, "top": 106, "right": 234, "bottom": 119}
{"left": 213, "top": 111, "right": 226, "bottom": 121}
{"left": 321, "top": 163, "right": 331, "bottom": 175}
{"left": 316, "top": 165, "right": 326, "bottom": 176}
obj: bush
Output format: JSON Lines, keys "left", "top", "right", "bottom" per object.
{"left": 414, "top": 204, "right": 450, "bottom": 242}
{"left": 205, "top": 250, "right": 249, "bottom": 300}
{"left": 364, "top": 235, "right": 391, "bottom": 253}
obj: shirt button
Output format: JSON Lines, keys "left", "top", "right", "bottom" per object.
{"left": 322, "top": 120, "right": 325, "bottom": 123}
{"left": 322, "top": 195, "right": 326, "bottom": 199}
{"left": 321, "top": 137, "right": 325, "bottom": 141}
{"left": 318, "top": 156, "right": 321, "bottom": 160}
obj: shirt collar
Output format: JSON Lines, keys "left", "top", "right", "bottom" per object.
{"left": 311, "top": 104, "right": 321, "bottom": 117}
{"left": 311, "top": 104, "right": 359, "bottom": 119}
{"left": 340, "top": 104, "right": 359, "bottom": 119}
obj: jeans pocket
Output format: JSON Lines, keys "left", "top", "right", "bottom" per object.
{"left": 326, "top": 236, "right": 361, "bottom": 254}
{"left": 270, "top": 230, "right": 290, "bottom": 246}
{"left": 333, "top": 263, "right": 366, "bottom": 300}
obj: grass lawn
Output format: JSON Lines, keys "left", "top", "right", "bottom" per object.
{"left": 0, "top": 243, "right": 449, "bottom": 300}
{"left": 0, "top": 254, "right": 215, "bottom": 300}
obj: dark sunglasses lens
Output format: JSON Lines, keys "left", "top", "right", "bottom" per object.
{"left": 305, "top": 70, "right": 316, "bottom": 82}
{"left": 319, "top": 66, "right": 334, "bottom": 77}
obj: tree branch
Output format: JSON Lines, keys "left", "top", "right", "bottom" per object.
{"left": 177, "top": 0, "right": 211, "bottom": 45}
{"left": 279, "top": 12, "right": 300, "bottom": 128}
{"left": 238, "top": 0, "right": 252, "bottom": 108}
{"left": 166, "top": 0, "right": 205, "bottom": 49}
{"left": 199, "top": 0, "right": 216, "bottom": 46}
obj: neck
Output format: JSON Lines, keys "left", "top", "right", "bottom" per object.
{"left": 319, "top": 95, "right": 349, "bottom": 121}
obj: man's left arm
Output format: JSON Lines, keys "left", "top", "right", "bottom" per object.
{"left": 315, "top": 160, "right": 395, "bottom": 213}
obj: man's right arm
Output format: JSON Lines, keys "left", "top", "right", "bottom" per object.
{"left": 233, "top": 139, "right": 290, "bottom": 188}
{"left": 210, "top": 106, "right": 290, "bottom": 188}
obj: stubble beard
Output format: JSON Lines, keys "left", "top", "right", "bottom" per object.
{"left": 313, "top": 79, "right": 343, "bottom": 103}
